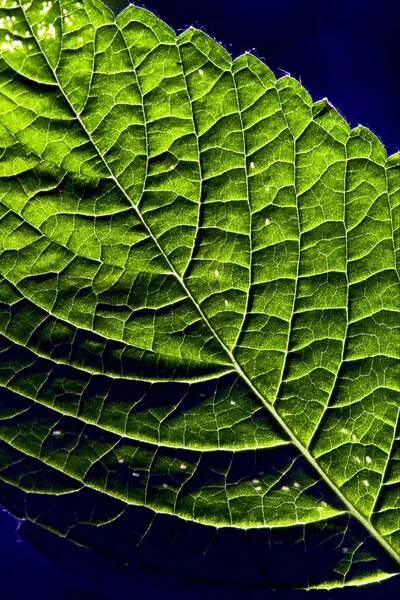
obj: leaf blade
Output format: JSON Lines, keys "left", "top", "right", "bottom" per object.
{"left": 0, "top": 0, "right": 399, "bottom": 587}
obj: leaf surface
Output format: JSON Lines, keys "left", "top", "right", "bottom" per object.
{"left": 0, "top": 0, "right": 399, "bottom": 588}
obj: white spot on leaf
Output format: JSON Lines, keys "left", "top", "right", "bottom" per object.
{"left": 40, "top": 0, "right": 52, "bottom": 15}
{"left": 1, "top": 41, "right": 14, "bottom": 51}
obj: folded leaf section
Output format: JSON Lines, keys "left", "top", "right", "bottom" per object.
{"left": 0, "top": 474, "right": 398, "bottom": 589}
{"left": 0, "top": 334, "right": 285, "bottom": 449}
{"left": 0, "top": 393, "right": 343, "bottom": 528}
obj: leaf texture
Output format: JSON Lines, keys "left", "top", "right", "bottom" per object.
{"left": 0, "top": 0, "right": 399, "bottom": 589}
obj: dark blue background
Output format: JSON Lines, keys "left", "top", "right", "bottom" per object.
{"left": 1, "top": 0, "right": 399, "bottom": 598}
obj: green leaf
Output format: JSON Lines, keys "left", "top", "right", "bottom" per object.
{"left": 0, "top": 0, "right": 399, "bottom": 589}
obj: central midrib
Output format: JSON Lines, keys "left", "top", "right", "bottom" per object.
{"left": 19, "top": 4, "right": 400, "bottom": 567}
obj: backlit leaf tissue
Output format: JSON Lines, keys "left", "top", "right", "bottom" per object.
{"left": 0, "top": 0, "right": 399, "bottom": 589}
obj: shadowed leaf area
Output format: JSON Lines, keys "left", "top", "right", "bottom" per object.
{"left": 0, "top": 0, "right": 399, "bottom": 590}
